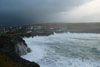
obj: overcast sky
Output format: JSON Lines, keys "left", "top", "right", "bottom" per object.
{"left": 0, "top": 0, "right": 99, "bottom": 26}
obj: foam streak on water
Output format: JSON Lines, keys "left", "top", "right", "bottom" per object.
{"left": 22, "top": 33, "right": 100, "bottom": 67}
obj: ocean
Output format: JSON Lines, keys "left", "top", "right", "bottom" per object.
{"left": 22, "top": 33, "right": 100, "bottom": 67}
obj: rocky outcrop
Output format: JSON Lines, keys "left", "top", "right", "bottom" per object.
{"left": 0, "top": 35, "right": 40, "bottom": 67}
{"left": 11, "top": 36, "right": 31, "bottom": 56}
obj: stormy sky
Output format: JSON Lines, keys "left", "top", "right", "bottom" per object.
{"left": 0, "top": 0, "right": 100, "bottom": 26}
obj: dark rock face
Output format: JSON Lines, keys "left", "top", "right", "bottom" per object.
{"left": 11, "top": 36, "right": 31, "bottom": 56}
{"left": 0, "top": 35, "right": 40, "bottom": 67}
{"left": 0, "top": 36, "right": 30, "bottom": 56}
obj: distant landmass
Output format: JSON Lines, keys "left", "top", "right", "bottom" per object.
{"left": 1, "top": 23, "right": 100, "bottom": 37}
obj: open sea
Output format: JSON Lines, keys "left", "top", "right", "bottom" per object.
{"left": 22, "top": 33, "right": 100, "bottom": 67}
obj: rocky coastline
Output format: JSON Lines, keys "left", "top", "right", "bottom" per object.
{"left": 1, "top": 23, "right": 100, "bottom": 67}
{"left": 0, "top": 35, "right": 40, "bottom": 67}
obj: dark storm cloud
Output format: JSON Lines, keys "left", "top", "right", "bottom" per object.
{"left": 0, "top": 0, "right": 92, "bottom": 26}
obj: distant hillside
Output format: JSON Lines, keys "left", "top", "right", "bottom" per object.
{"left": 31, "top": 23, "right": 100, "bottom": 33}
{"left": 1, "top": 23, "right": 100, "bottom": 37}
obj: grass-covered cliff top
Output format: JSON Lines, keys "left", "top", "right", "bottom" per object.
{"left": 0, "top": 53, "right": 24, "bottom": 67}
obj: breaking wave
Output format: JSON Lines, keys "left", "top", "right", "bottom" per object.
{"left": 22, "top": 33, "right": 100, "bottom": 67}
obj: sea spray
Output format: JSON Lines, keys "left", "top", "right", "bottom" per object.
{"left": 22, "top": 33, "right": 100, "bottom": 67}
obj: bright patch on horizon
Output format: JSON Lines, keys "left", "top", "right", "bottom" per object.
{"left": 58, "top": 0, "right": 100, "bottom": 22}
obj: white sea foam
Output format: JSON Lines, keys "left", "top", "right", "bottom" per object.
{"left": 21, "top": 33, "right": 100, "bottom": 67}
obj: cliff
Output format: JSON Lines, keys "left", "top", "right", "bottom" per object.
{"left": 0, "top": 35, "right": 40, "bottom": 67}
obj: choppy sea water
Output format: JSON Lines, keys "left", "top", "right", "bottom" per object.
{"left": 22, "top": 33, "right": 100, "bottom": 67}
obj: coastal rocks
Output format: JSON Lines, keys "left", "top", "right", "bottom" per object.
{"left": 0, "top": 35, "right": 30, "bottom": 56}
{"left": 15, "top": 43, "right": 31, "bottom": 56}
{"left": 0, "top": 35, "right": 40, "bottom": 67}
{"left": 11, "top": 36, "right": 31, "bottom": 56}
